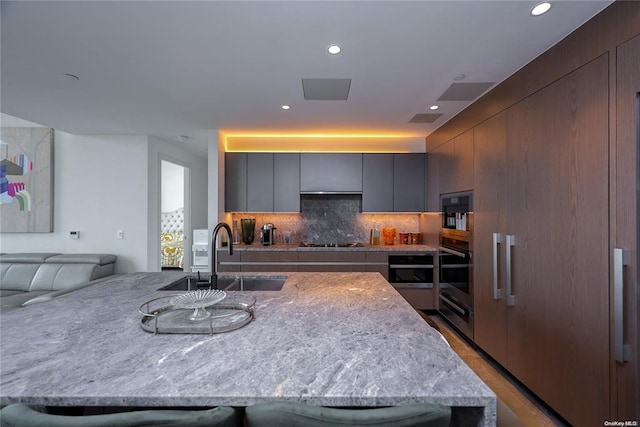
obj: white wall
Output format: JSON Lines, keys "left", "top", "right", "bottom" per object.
{"left": 0, "top": 130, "right": 150, "bottom": 273}
{"left": 161, "top": 161, "right": 184, "bottom": 213}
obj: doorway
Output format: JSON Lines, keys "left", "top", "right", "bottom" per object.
{"left": 160, "top": 159, "right": 190, "bottom": 271}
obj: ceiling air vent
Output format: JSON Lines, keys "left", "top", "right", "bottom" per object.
{"left": 409, "top": 113, "right": 443, "bottom": 124}
{"left": 437, "top": 82, "right": 495, "bottom": 101}
{"left": 302, "top": 78, "right": 351, "bottom": 100}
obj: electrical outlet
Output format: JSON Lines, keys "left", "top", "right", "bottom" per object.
{"left": 117, "top": 230, "right": 124, "bottom": 239}
{"left": 70, "top": 231, "right": 80, "bottom": 240}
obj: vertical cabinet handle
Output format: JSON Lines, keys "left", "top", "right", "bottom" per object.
{"left": 613, "top": 248, "right": 631, "bottom": 363}
{"left": 506, "top": 235, "right": 516, "bottom": 307}
{"left": 492, "top": 233, "right": 502, "bottom": 300}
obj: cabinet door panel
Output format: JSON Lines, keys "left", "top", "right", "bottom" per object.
{"left": 300, "top": 154, "right": 363, "bottom": 193}
{"left": 225, "top": 153, "right": 247, "bottom": 212}
{"left": 298, "top": 251, "right": 365, "bottom": 272}
{"left": 614, "top": 33, "right": 639, "bottom": 421}
{"left": 427, "top": 144, "right": 444, "bottom": 211}
{"left": 365, "top": 251, "right": 389, "bottom": 279}
{"left": 247, "top": 153, "right": 274, "bottom": 212}
{"left": 473, "top": 111, "right": 508, "bottom": 364}
{"left": 241, "top": 251, "right": 298, "bottom": 272}
{"left": 274, "top": 153, "right": 300, "bottom": 212}
{"left": 363, "top": 154, "right": 393, "bottom": 212}
{"left": 437, "top": 140, "right": 455, "bottom": 195}
{"left": 394, "top": 153, "right": 425, "bottom": 212}
{"left": 453, "top": 129, "right": 474, "bottom": 192}
{"left": 506, "top": 55, "right": 609, "bottom": 426}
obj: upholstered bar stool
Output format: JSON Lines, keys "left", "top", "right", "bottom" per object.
{"left": 0, "top": 404, "right": 240, "bottom": 427}
{"left": 245, "top": 401, "right": 451, "bottom": 427}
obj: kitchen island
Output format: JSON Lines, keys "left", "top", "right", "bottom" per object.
{"left": 0, "top": 272, "right": 496, "bottom": 425}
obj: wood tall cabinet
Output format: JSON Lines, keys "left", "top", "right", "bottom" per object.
{"left": 473, "top": 55, "right": 610, "bottom": 426}
{"left": 426, "top": 128, "right": 473, "bottom": 210}
{"left": 473, "top": 111, "right": 508, "bottom": 364}
{"left": 614, "top": 33, "right": 639, "bottom": 421}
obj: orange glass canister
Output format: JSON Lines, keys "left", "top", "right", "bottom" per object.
{"left": 382, "top": 227, "right": 397, "bottom": 245}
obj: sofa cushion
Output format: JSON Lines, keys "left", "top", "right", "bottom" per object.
{"left": 0, "top": 253, "right": 61, "bottom": 263}
{"left": 29, "top": 264, "right": 106, "bottom": 291}
{"left": 0, "top": 254, "right": 116, "bottom": 291}
{"left": 46, "top": 254, "right": 117, "bottom": 265}
{"left": 1, "top": 263, "right": 42, "bottom": 291}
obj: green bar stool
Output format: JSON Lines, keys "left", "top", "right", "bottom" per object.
{"left": 245, "top": 401, "right": 451, "bottom": 427}
{"left": 0, "top": 404, "right": 239, "bottom": 427}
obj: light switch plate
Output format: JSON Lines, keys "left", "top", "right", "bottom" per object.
{"left": 117, "top": 230, "right": 124, "bottom": 239}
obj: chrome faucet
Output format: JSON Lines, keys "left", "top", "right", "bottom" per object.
{"left": 211, "top": 222, "right": 233, "bottom": 289}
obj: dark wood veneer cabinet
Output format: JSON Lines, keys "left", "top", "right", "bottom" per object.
{"left": 474, "top": 55, "right": 610, "bottom": 425}
{"left": 364, "top": 251, "right": 388, "bottom": 279}
{"left": 297, "top": 251, "right": 365, "bottom": 272}
{"left": 241, "top": 251, "right": 298, "bottom": 272}
{"left": 614, "top": 33, "right": 639, "bottom": 421}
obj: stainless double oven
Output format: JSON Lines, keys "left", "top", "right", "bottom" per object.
{"left": 438, "top": 192, "right": 474, "bottom": 341}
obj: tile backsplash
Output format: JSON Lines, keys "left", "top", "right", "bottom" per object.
{"left": 230, "top": 194, "right": 423, "bottom": 245}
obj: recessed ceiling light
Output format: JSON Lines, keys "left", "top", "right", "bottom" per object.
{"left": 453, "top": 74, "right": 466, "bottom": 81}
{"left": 429, "top": 105, "right": 440, "bottom": 111}
{"left": 531, "top": 2, "right": 551, "bottom": 16}
{"left": 63, "top": 73, "right": 79, "bottom": 81}
{"left": 281, "top": 105, "right": 291, "bottom": 110}
{"left": 327, "top": 44, "right": 341, "bottom": 55}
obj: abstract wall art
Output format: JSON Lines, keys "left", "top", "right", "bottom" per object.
{"left": 0, "top": 127, "right": 54, "bottom": 232}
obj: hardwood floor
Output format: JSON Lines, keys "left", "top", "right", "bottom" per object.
{"left": 420, "top": 312, "right": 565, "bottom": 427}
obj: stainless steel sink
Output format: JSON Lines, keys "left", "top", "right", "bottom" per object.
{"left": 222, "top": 277, "right": 286, "bottom": 291}
{"left": 159, "top": 276, "right": 286, "bottom": 291}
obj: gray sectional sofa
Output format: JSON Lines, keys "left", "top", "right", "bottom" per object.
{"left": 0, "top": 253, "right": 117, "bottom": 313}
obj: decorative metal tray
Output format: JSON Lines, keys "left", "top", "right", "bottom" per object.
{"left": 139, "top": 292, "right": 256, "bottom": 335}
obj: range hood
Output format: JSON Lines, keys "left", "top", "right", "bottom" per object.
{"left": 300, "top": 191, "right": 363, "bottom": 195}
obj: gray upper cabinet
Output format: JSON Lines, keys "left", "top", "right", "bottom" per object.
{"left": 226, "top": 152, "right": 300, "bottom": 212}
{"left": 247, "top": 153, "right": 274, "bottom": 212}
{"left": 225, "top": 152, "right": 247, "bottom": 212}
{"left": 394, "top": 153, "right": 425, "bottom": 212}
{"left": 300, "top": 153, "right": 363, "bottom": 193}
{"left": 274, "top": 153, "right": 300, "bottom": 212}
{"left": 362, "top": 154, "right": 394, "bottom": 212}
{"left": 362, "top": 153, "right": 426, "bottom": 212}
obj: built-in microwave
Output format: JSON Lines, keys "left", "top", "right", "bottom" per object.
{"left": 388, "top": 254, "right": 434, "bottom": 289}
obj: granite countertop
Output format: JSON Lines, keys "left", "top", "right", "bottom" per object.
{"left": 219, "top": 244, "right": 438, "bottom": 252}
{"left": 0, "top": 272, "right": 495, "bottom": 425}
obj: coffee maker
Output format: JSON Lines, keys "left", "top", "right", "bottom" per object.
{"left": 260, "top": 223, "right": 276, "bottom": 246}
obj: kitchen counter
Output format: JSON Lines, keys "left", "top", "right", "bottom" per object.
{"left": 0, "top": 272, "right": 495, "bottom": 425}
{"left": 219, "top": 244, "right": 437, "bottom": 252}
